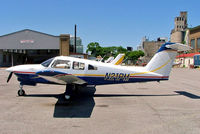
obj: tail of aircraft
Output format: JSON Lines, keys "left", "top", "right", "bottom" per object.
{"left": 145, "top": 43, "right": 191, "bottom": 77}
{"left": 105, "top": 57, "right": 114, "bottom": 63}
{"left": 111, "top": 54, "right": 125, "bottom": 65}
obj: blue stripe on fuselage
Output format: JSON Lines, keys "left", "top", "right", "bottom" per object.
{"left": 15, "top": 73, "right": 55, "bottom": 85}
{"left": 15, "top": 73, "right": 168, "bottom": 86}
{"left": 78, "top": 76, "right": 168, "bottom": 85}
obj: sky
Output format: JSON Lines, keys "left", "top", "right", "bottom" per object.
{"left": 0, "top": 0, "right": 200, "bottom": 52}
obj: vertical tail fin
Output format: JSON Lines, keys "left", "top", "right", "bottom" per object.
{"left": 145, "top": 43, "right": 191, "bottom": 76}
{"left": 105, "top": 57, "right": 114, "bottom": 63}
{"left": 111, "top": 54, "right": 125, "bottom": 65}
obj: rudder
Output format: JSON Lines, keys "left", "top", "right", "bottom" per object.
{"left": 145, "top": 42, "right": 191, "bottom": 77}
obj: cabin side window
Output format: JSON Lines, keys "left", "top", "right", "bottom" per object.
{"left": 51, "top": 60, "right": 71, "bottom": 69}
{"left": 88, "top": 64, "right": 98, "bottom": 70}
{"left": 73, "top": 61, "right": 85, "bottom": 70}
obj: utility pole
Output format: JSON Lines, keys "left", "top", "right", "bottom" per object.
{"left": 74, "top": 24, "right": 77, "bottom": 53}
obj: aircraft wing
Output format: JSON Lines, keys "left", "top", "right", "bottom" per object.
{"left": 36, "top": 70, "right": 87, "bottom": 85}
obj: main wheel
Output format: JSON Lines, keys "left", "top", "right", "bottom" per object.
{"left": 18, "top": 89, "right": 25, "bottom": 96}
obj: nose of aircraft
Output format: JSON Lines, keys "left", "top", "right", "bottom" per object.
{"left": 6, "top": 64, "right": 45, "bottom": 73}
{"left": 6, "top": 66, "right": 15, "bottom": 72}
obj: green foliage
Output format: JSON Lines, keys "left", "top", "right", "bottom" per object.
{"left": 86, "top": 42, "right": 144, "bottom": 61}
{"left": 86, "top": 42, "right": 102, "bottom": 57}
{"left": 182, "top": 41, "right": 186, "bottom": 44}
{"left": 126, "top": 50, "right": 144, "bottom": 61}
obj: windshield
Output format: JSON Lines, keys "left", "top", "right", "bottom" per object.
{"left": 41, "top": 58, "right": 54, "bottom": 67}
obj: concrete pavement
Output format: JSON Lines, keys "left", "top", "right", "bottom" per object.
{"left": 0, "top": 68, "right": 200, "bottom": 134}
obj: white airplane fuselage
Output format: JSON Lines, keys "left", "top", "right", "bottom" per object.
{"left": 6, "top": 56, "right": 167, "bottom": 86}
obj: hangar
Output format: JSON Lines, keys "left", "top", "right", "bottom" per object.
{"left": 0, "top": 29, "right": 86, "bottom": 67}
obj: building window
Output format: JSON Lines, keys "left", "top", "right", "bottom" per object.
{"left": 73, "top": 61, "right": 85, "bottom": 70}
{"left": 51, "top": 60, "right": 71, "bottom": 69}
{"left": 9, "top": 54, "right": 11, "bottom": 62}
{"left": 3, "top": 54, "right": 6, "bottom": 63}
{"left": 197, "top": 38, "right": 200, "bottom": 49}
{"left": 37, "top": 50, "right": 41, "bottom": 54}
{"left": 191, "top": 39, "right": 195, "bottom": 49}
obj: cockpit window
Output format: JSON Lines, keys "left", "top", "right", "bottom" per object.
{"left": 73, "top": 61, "right": 85, "bottom": 70}
{"left": 51, "top": 60, "right": 71, "bottom": 69}
{"left": 41, "top": 58, "right": 54, "bottom": 67}
{"left": 88, "top": 64, "right": 98, "bottom": 70}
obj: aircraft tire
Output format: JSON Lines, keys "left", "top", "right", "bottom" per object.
{"left": 18, "top": 89, "right": 25, "bottom": 96}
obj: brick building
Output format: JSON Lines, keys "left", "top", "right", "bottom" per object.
{"left": 142, "top": 41, "right": 165, "bottom": 63}
{"left": 189, "top": 25, "right": 200, "bottom": 52}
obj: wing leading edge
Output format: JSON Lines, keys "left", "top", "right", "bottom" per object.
{"left": 36, "top": 70, "right": 87, "bottom": 85}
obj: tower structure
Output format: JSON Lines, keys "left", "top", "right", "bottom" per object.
{"left": 174, "top": 11, "right": 187, "bottom": 31}
{"left": 170, "top": 11, "right": 188, "bottom": 43}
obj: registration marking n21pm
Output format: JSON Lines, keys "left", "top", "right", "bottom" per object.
{"left": 104, "top": 73, "right": 130, "bottom": 81}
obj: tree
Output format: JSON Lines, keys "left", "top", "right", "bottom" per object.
{"left": 86, "top": 42, "right": 144, "bottom": 63}
{"left": 126, "top": 50, "right": 144, "bottom": 62}
{"left": 101, "top": 46, "right": 118, "bottom": 59}
{"left": 86, "top": 42, "right": 102, "bottom": 57}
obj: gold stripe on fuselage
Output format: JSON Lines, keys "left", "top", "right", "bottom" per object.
{"left": 130, "top": 58, "right": 172, "bottom": 76}
{"left": 74, "top": 74, "right": 105, "bottom": 77}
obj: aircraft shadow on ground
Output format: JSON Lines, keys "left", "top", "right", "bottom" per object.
{"left": 175, "top": 91, "right": 200, "bottom": 99}
{"left": 25, "top": 87, "right": 96, "bottom": 118}
{"left": 94, "top": 94, "right": 179, "bottom": 97}
{"left": 53, "top": 87, "right": 96, "bottom": 118}
{"left": 24, "top": 87, "right": 179, "bottom": 118}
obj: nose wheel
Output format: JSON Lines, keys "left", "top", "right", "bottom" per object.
{"left": 18, "top": 85, "right": 25, "bottom": 96}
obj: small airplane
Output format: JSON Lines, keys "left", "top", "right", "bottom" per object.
{"left": 6, "top": 42, "right": 191, "bottom": 100}
{"left": 105, "top": 53, "right": 125, "bottom": 65}
{"left": 97, "top": 53, "right": 125, "bottom": 64}
{"left": 104, "top": 56, "right": 114, "bottom": 63}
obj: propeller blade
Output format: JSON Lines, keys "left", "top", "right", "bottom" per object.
{"left": 7, "top": 72, "right": 13, "bottom": 83}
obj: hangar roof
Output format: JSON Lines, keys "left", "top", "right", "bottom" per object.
{"left": 176, "top": 53, "right": 200, "bottom": 58}
{"left": 0, "top": 29, "right": 60, "bottom": 50}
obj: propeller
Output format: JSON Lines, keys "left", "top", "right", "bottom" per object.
{"left": 7, "top": 72, "right": 13, "bottom": 83}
